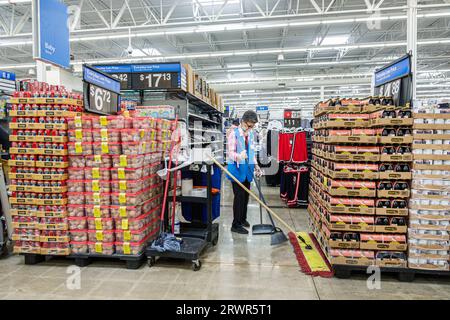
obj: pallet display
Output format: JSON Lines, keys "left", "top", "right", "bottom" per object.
{"left": 65, "top": 114, "right": 170, "bottom": 261}
{"left": 309, "top": 97, "right": 412, "bottom": 270}
{"left": 409, "top": 104, "right": 450, "bottom": 272}
{"left": 9, "top": 82, "right": 83, "bottom": 256}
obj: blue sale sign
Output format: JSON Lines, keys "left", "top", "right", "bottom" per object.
{"left": 35, "top": 0, "right": 70, "bottom": 69}
{"left": 83, "top": 66, "right": 121, "bottom": 94}
{"left": 374, "top": 55, "right": 411, "bottom": 87}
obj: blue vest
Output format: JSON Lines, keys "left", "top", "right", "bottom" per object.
{"left": 227, "top": 128, "right": 255, "bottom": 183}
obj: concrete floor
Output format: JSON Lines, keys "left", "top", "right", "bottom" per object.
{"left": 1, "top": 184, "right": 449, "bottom": 300}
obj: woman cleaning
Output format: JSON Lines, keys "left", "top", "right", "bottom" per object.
{"left": 226, "top": 110, "right": 263, "bottom": 234}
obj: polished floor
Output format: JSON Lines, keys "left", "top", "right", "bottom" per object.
{"left": 1, "top": 184, "right": 449, "bottom": 300}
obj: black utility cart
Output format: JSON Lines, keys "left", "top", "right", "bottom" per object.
{"left": 146, "top": 163, "right": 219, "bottom": 271}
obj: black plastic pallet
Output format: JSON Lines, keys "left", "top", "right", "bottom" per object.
{"left": 22, "top": 252, "right": 145, "bottom": 270}
{"left": 333, "top": 264, "right": 450, "bottom": 282}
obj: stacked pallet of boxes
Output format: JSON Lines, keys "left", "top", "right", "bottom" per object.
{"left": 409, "top": 103, "right": 450, "bottom": 271}
{"left": 8, "top": 83, "right": 83, "bottom": 256}
{"left": 66, "top": 115, "right": 171, "bottom": 256}
{"left": 310, "top": 97, "right": 413, "bottom": 268}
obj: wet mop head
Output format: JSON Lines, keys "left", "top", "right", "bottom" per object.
{"left": 288, "top": 232, "right": 334, "bottom": 278}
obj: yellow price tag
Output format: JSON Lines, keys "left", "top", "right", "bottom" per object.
{"left": 95, "top": 242, "right": 102, "bottom": 253}
{"left": 101, "top": 142, "right": 109, "bottom": 154}
{"left": 140, "top": 129, "right": 145, "bottom": 138}
{"left": 123, "top": 110, "right": 130, "bottom": 117}
{"left": 119, "top": 180, "right": 127, "bottom": 191}
{"left": 100, "top": 116, "right": 107, "bottom": 127}
{"left": 119, "top": 193, "right": 126, "bottom": 204}
{"left": 121, "top": 219, "right": 129, "bottom": 230}
{"left": 101, "top": 129, "right": 108, "bottom": 141}
{"left": 74, "top": 117, "right": 82, "bottom": 128}
{"left": 94, "top": 155, "right": 102, "bottom": 163}
{"left": 124, "top": 231, "right": 131, "bottom": 241}
{"left": 75, "top": 142, "right": 83, "bottom": 154}
{"left": 96, "top": 230, "right": 103, "bottom": 241}
{"left": 123, "top": 243, "right": 131, "bottom": 255}
{"left": 93, "top": 206, "right": 101, "bottom": 218}
{"left": 75, "top": 129, "right": 83, "bottom": 140}
{"left": 93, "top": 193, "right": 101, "bottom": 204}
{"left": 119, "top": 155, "right": 127, "bottom": 167}
{"left": 92, "top": 180, "right": 100, "bottom": 192}
{"left": 92, "top": 168, "right": 100, "bottom": 179}
{"left": 142, "top": 141, "right": 146, "bottom": 152}
{"left": 95, "top": 218, "right": 102, "bottom": 230}
{"left": 118, "top": 168, "right": 125, "bottom": 179}
{"left": 119, "top": 206, "right": 127, "bottom": 217}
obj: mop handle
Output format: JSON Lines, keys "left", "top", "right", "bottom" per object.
{"left": 208, "top": 155, "right": 296, "bottom": 234}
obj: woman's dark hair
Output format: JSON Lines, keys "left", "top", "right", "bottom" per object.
{"left": 232, "top": 118, "right": 240, "bottom": 126}
{"left": 242, "top": 110, "right": 258, "bottom": 123}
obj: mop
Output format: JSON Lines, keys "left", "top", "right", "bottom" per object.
{"left": 207, "top": 155, "right": 312, "bottom": 249}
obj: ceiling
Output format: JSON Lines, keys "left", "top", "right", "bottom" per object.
{"left": 1, "top": 0, "right": 450, "bottom": 116}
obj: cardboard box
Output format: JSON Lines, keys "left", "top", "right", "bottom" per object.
{"left": 378, "top": 136, "right": 413, "bottom": 144}
{"left": 408, "top": 263, "right": 449, "bottom": 272}
{"left": 375, "top": 225, "right": 407, "bottom": 234}
{"left": 183, "top": 64, "right": 195, "bottom": 95}
{"left": 9, "top": 185, "right": 67, "bottom": 193}
{"left": 40, "top": 235, "right": 70, "bottom": 243}
{"left": 330, "top": 153, "right": 380, "bottom": 162}
{"left": 35, "top": 161, "right": 69, "bottom": 168}
{"left": 8, "top": 160, "right": 35, "bottom": 167}
{"left": 378, "top": 172, "right": 412, "bottom": 180}
{"left": 414, "top": 154, "right": 450, "bottom": 161}
{"left": 10, "top": 148, "right": 68, "bottom": 156}
{"left": 9, "top": 173, "right": 67, "bottom": 181}
{"left": 414, "top": 113, "right": 450, "bottom": 119}
{"left": 329, "top": 240, "right": 360, "bottom": 249}
{"left": 375, "top": 208, "right": 408, "bottom": 216}
{"left": 12, "top": 221, "right": 38, "bottom": 229}
{"left": 361, "top": 104, "right": 384, "bottom": 113}
{"left": 331, "top": 256, "right": 375, "bottom": 266}
{"left": 325, "top": 136, "right": 378, "bottom": 144}
{"left": 319, "top": 119, "right": 369, "bottom": 128}
{"left": 380, "top": 154, "right": 413, "bottom": 162}
{"left": 376, "top": 259, "right": 408, "bottom": 268}
{"left": 40, "top": 248, "right": 70, "bottom": 256}
{"left": 327, "top": 187, "right": 376, "bottom": 198}
{"left": 9, "top": 135, "right": 68, "bottom": 143}
{"left": 12, "top": 234, "right": 40, "bottom": 242}
{"left": 414, "top": 134, "right": 450, "bottom": 140}
{"left": 13, "top": 246, "right": 41, "bottom": 254}
{"left": 328, "top": 221, "right": 375, "bottom": 233}
{"left": 38, "top": 222, "right": 69, "bottom": 231}
{"left": 377, "top": 190, "right": 410, "bottom": 198}
{"left": 360, "top": 242, "right": 407, "bottom": 251}
{"left": 414, "top": 124, "right": 450, "bottom": 130}
{"left": 9, "top": 123, "right": 67, "bottom": 130}
{"left": 370, "top": 118, "right": 413, "bottom": 127}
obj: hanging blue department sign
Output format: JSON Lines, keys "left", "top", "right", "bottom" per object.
{"left": 374, "top": 55, "right": 411, "bottom": 87}
{"left": 32, "top": 0, "right": 70, "bottom": 69}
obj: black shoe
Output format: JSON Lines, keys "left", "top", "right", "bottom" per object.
{"left": 231, "top": 225, "right": 249, "bottom": 234}
{"left": 242, "top": 220, "right": 250, "bottom": 228}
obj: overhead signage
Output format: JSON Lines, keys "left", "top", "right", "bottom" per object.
{"left": 374, "top": 55, "right": 411, "bottom": 87}
{"left": 256, "top": 106, "right": 269, "bottom": 111}
{"left": 0, "top": 70, "right": 16, "bottom": 93}
{"left": 93, "top": 63, "right": 184, "bottom": 91}
{"left": 32, "top": 0, "right": 70, "bottom": 69}
{"left": 83, "top": 65, "right": 121, "bottom": 115}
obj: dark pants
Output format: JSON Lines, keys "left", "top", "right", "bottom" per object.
{"left": 232, "top": 180, "right": 250, "bottom": 227}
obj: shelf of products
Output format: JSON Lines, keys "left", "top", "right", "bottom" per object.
{"left": 409, "top": 103, "right": 450, "bottom": 272}
{"left": 309, "top": 97, "right": 412, "bottom": 269}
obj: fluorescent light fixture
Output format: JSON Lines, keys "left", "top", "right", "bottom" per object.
{"left": 319, "top": 35, "right": 349, "bottom": 46}
{"left": 278, "top": 54, "right": 285, "bottom": 61}
{"left": 239, "top": 90, "right": 255, "bottom": 93}
{"left": 130, "top": 48, "right": 161, "bottom": 58}
{"left": 0, "top": 0, "right": 31, "bottom": 4}
{"left": 194, "top": 0, "right": 240, "bottom": 6}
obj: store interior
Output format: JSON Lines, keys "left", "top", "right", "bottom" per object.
{"left": 0, "top": 0, "right": 450, "bottom": 300}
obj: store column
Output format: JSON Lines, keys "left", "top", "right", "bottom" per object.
{"left": 407, "top": 0, "right": 418, "bottom": 100}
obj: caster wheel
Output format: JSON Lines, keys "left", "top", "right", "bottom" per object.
{"left": 148, "top": 257, "right": 156, "bottom": 268}
{"left": 192, "top": 260, "right": 202, "bottom": 271}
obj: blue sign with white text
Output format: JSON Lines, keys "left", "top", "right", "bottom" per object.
{"left": 0, "top": 70, "right": 15, "bottom": 81}
{"left": 374, "top": 55, "right": 411, "bottom": 87}
{"left": 94, "top": 65, "right": 133, "bottom": 73}
{"left": 94, "top": 63, "right": 182, "bottom": 74}
{"left": 38, "top": 0, "right": 70, "bottom": 69}
{"left": 256, "top": 106, "right": 269, "bottom": 111}
{"left": 83, "top": 67, "right": 121, "bottom": 94}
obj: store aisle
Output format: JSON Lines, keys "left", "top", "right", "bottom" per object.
{"left": 0, "top": 183, "right": 449, "bottom": 300}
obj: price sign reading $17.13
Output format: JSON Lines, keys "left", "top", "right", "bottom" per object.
{"left": 132, "top": 72, "right": 178, "bottom": 90}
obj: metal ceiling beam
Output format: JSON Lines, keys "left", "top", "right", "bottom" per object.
{"left": 309, "top": 0, "right": 323, "bottom": 14}
{"left": 249, "top": 0, "right": 267, "bottom": 17}
{"left": 12, "top": 7, "right": 30, "bottom": 36}
{"left": 112, "top": 2, "right": 127, "bottom": 28}
{"left": 88, "top": 0, "right": 110, "bottom": 29}
{"left": 163, "top": 0, "right": 182, "bottom": 24}
{"left": 214, "top": 0, "right": 230, "bottom": 21}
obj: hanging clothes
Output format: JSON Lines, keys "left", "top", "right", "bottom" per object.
{"left": 278, "top": 131, "right": 308, "bottom": 163}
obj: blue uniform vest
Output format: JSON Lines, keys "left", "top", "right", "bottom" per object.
{"left": 227, "top": 128, "right": 255, "bottom": 183}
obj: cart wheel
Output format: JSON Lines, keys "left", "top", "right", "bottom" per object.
{"left": 212, "top": 237, "right": 218, "bottom": 246}
{"left": 192, "top": 260, "right": 202, "bottom": 271}
{"left": 147, "top": 257, "right": 156, "bottom": 268}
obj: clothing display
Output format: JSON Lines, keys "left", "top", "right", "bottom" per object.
{"left": 278, "top": 131, "right": 308, "bottom": 163}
